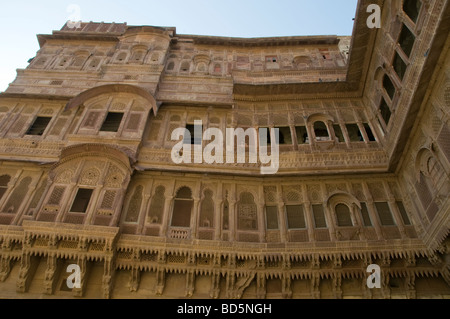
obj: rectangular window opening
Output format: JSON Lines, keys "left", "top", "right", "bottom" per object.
{"left": 398, "top": 24, "right": 416, "bottom": 58}
{"left": 26, "top": 117, "right": 52, "bottom": 136}
{"left": 276, "top": 127, "right": 292, "bottom": 145}
{"left": 393, "top": 52, "right": 407, "bottom": 81}
{"left": 266, "top": 206, "right": 279, "bottom": 230}
{"left": 312, "top": 204, "right": 327, "bottom": 228}
{"left": 286, "top": 205, "right": 306, "bottom": 229}
{"left": 375, "top": 202, "right": 396, "bottom": 226}
{"left": 346, "top": 124, "right": 364, "bottom": 142}
{"left": 396, "top": 201, "right": 412, "bottom": 226}
{"left": 364, "top": 124, "right": 377, "bottom": 142}
{"left": 380, "top": 98, "right": 392, "bottom": 126}
{"left": 295, "top": 126, "right": 309, "bottom": 144}
{"left": 100, "top": 112, "right": 124, "bottom": 132}
{"left": 70, "top": 188, "right": 94, "bottom": 213}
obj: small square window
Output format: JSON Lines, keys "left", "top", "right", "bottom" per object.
{"left": 100, "top": 112, "right": 124, "bottom": 132}
{"left": 70, "top": 188, "right": 94, "bottom": 213}
{"left": 26, "top": 117, "right": 52, "bottom": 136}
{"left": 266, "top": 56, "right": 278, "bottom": 63}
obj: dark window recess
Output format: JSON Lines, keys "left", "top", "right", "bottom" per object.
{"left": 336, "top": 204, "right": 353, "bottom": 227}
{"left": 398, "top": 24, "right": 416, "bottom": 58}
{"left": 70, "top": 189, "right": 94, "bottom": 213}
{"left": 266, "top": 206, "right": 279, "bottom": 230}
{"left": 360, "top": 202, "right": 373, "bottom": 227}
{"left": 185, "top": 124, "right": 202, "bottom": 145}
{"left": 380, "top": 98, "right": 392, "bottom": 126}
{"left": 364, "top": 124, "right": 376, "bottom": 142}
{"left": 314, "top": 122, "right": 329, "bottom": 140}
{"left": 396, "top": 201, "right": 412, "bottom": 225}
{"left": 0, "top": 175, "right": 10, "bottom": 201}
{"left": 286, "top": 205, "right": 306, "bottom": 229}
{"left": 383, "top": 74, "right": 396, "bottom": 100}
{"left": 295, "top": 126, "right": 309, "bottom": 144}
{"left": 171, "top": 187, "right": 193, "bottom": 227}
{"left": 375, "top": 202, "right": 396, "bottom": 226}
{"left": 276, "top": 127, "right": 292, "bottom": 145}
{"left": 100, "top": 112, "right": 124, "bottom": 132}
{"left": 346, "top": 124, "right": 364, "bottom": 142}
{"left": 26, "top": 117, "right": 51, "bottom": 136}
{"left": 266, "top": 56, "right": 278, "bottom": 63}
{"left": 333, "top": 125, "right": 345, "bottom": 143}
{"left": 393, "top": 52, "right": 407, "bottom": 81}
{"left": 312, "top": 204, "right": 327, "bottom": 228}
{"left": 403, "top": 0, "right": 422, "bottom": 23}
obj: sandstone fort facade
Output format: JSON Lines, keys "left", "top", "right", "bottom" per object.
{"left": 0, "top": 0, "right": 449, "bottom": 299}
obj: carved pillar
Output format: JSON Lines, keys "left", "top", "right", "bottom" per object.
{"left": 278, "top": 201, "right": 287, "bottom": 242}
{"left": 214, "top": 199, "right": 223, "bottom": 241}
{"left": 16, "top": 252, "right": 39, "bottom": 293}
{"left": 155, "top": 268, "right": 165, "bottom": 296}
{"left": 191, "top": 198, "right": 200, "bottom": 239}
{"left": 362, "top": 183, "right": 383, "bottom": 240}
{"left": 210, "top": 271, "right": 221, "bottom": 299}
{"left": 160, "top": 196, "right": 174, "bottom": 237}
{"left": 226, "top": 271, "right": 236, "bottom": 299}
{"left": 281, "top": 274, "right": 292, "bottom": 299}
{"left": 138, "top": 193, "right": 151, "bottom": 234}
{"left": 229, "top": 200, "right": 237, "bottom": 242}
{"left": 310, "top": 273, "right": 320, "bottom": 299}
{"left": 86, "top": 186, "right": 103, "bottom": 225}
{"left": 256, "top": 273, "right": 266, "bottom": 299}
{"left": 332, "top": 273, "right": 343, "bottom": 299}
{"left": 43, "top": 254, "right": 60, "bottom": 295}
{"left": 0, "top": 255, "right": 12, "bottom": 282}
{"left": 73, "top": 257, "right": 88, "bottom": 298}
{"left": 185, "top": 270, "right": 195, "bottom": 297}
{"left": 129, "top": 268, "right": 140, "bottom": 292}
{"left": 304, "top": 201, "right": 315, "bottom": 242}
{"left": 258, "top": 203, "right": 266, "bottom": 243}
{"left": 102, "top": 257, "right": 115, "bottom": 299}
{"left": 405, "top": 273, "right": 416, "bottom": 299}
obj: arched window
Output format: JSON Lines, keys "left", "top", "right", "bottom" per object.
{"left": 314, "top": 121, "right": 330, "bottom": 141}
{"left": 2, "top": 177, "right": 32, "bottom": 214}
{"left": 237, "top": 192, "right": 257, "bottom": 231}
{"left": 148, "top": 186, "right": 165, "bottom": 224}
{"left": 171, "top": 187, "right": 193, "bottom": 227}
{"left": 167, "top": 61, "right": 175, "bottom": 71}
{"left": 0, "top": 175, "right": 11, "bottom": 201}
{"left": 199, "top": 190, "right": 214, "bottom": 228}
{"left": 130, "top": 50, "right": 146, "bottom": 63}
{"left": 335, "top": 204, "right": 353, "bottom": 227}
{"left": 125, "top": 185, "right": 143, "bottom": 223}
{"left": 116, "top": 52, "right": 127, "bottom": 63}
{"left": 180, "top": 61, "right": 190, "bottom": 73}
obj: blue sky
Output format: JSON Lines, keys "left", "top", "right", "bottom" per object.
{"left": 0, "top": 0, "right": 358, "bottom": 92}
